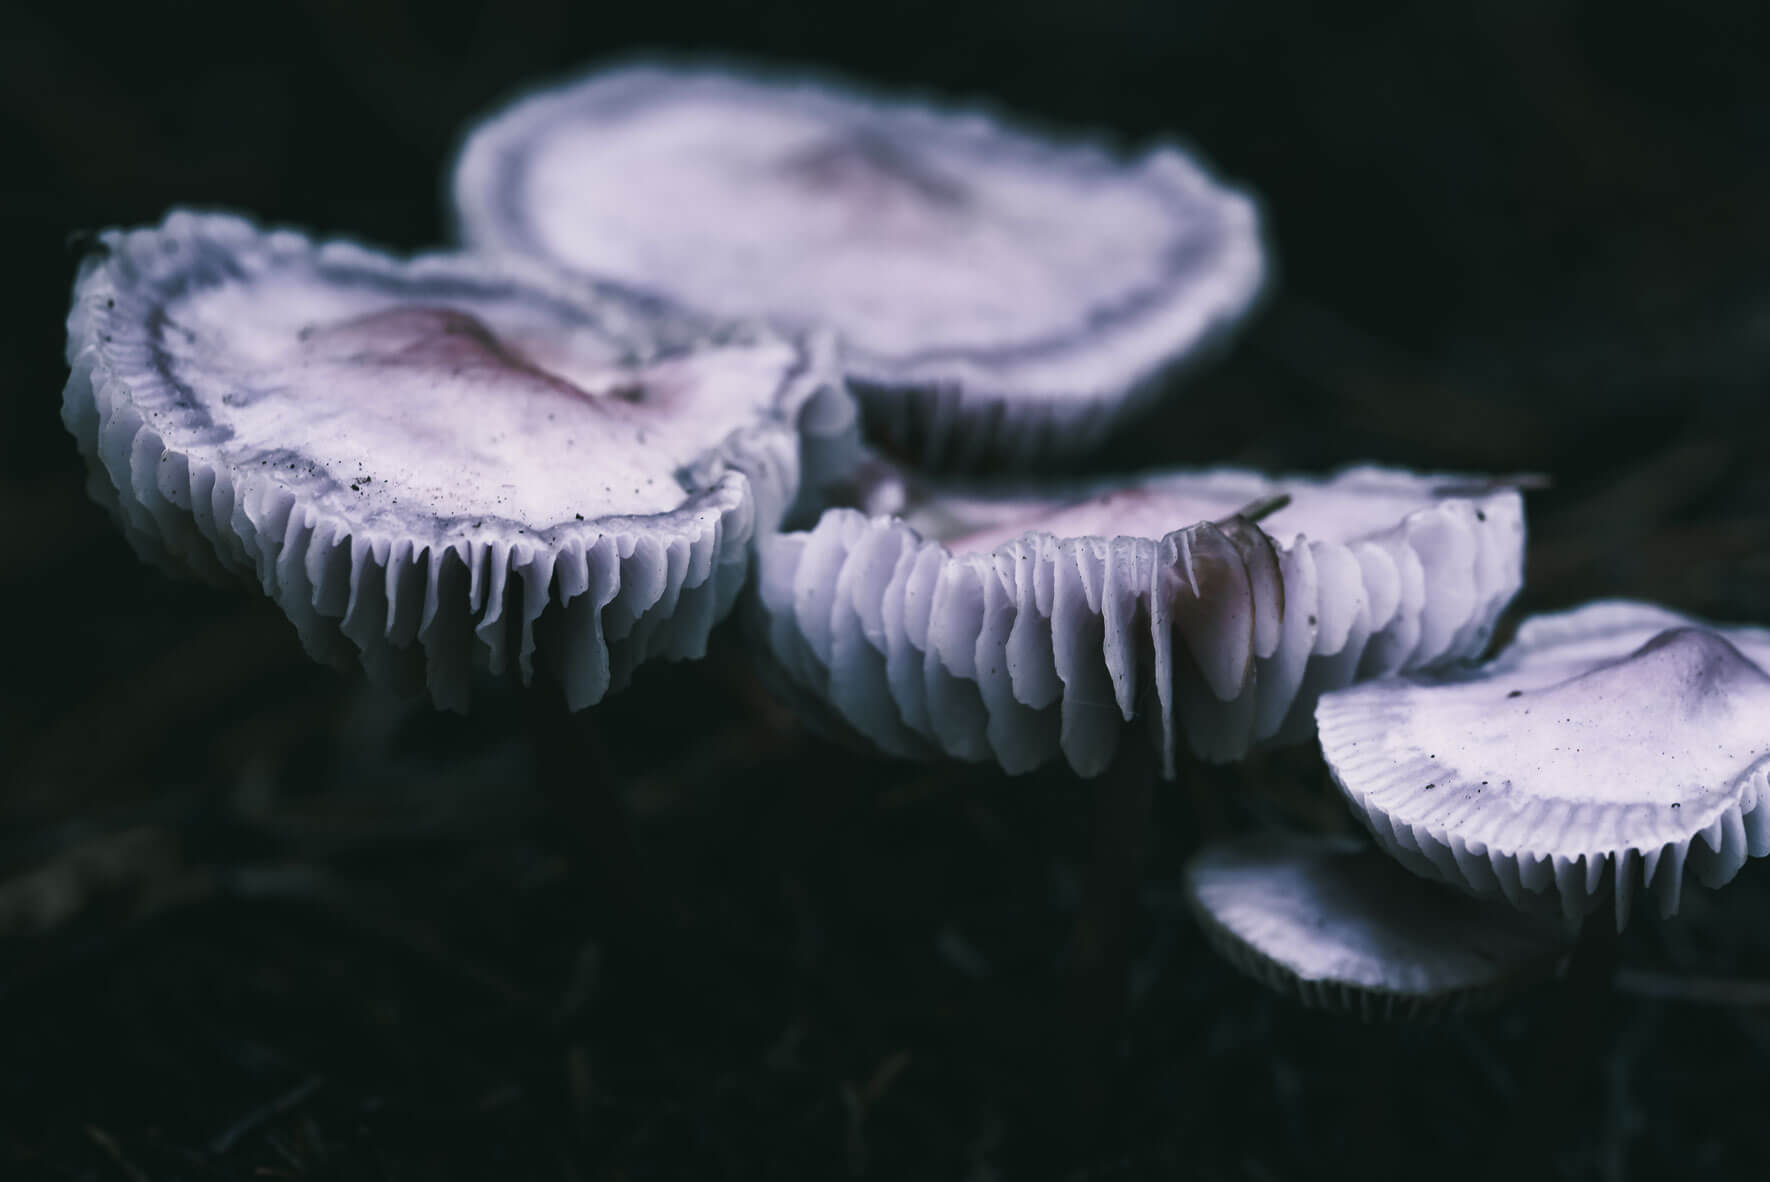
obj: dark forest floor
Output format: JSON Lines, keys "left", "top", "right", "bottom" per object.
{"left": 6, "top": 2, "right": 1770, "bottom": 1179}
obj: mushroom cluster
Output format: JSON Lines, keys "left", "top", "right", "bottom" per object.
{"left": 1183, "top": 598, "right": 1770, "bottom": 1019}
{"left": 57, "top": 58, "right": 1766, "bottom": 1033}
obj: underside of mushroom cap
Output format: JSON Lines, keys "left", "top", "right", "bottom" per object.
{"left": 753, "top": 465, "right": 1525, "bottom": 777}
{"left": 452, "top": 62, "right": 1265, "bottom": 470}
{"left": 63, "top": 210, "right": 853, "bottom": 710}
{"left": 1184, "top": 832, "right": 1568, "bottom": 1020}
{"left": 1318, "top": 601, "right": 1770, "bottom": 927}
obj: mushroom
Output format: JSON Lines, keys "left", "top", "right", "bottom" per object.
{"left": 62, "top": 210, "right": 854, "bottom": 710}
{"left": 1317, "top": 600, "right": 1770, "bottom": 927}
{"left": 754, "top": 464, "right": 1526, "bottom": 777}
{"left": 451, "top": 62, "right": 1264, "bottom": 470}
{"left": 1183, "top": 831, "right": 1569, "bottom": 1019}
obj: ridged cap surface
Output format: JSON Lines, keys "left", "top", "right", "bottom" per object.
{"left": 754, "top": 465, "right": 1525, "bottom": 775}
{"left": 1319, "top": 601, "right": 1770, "bottom": 925}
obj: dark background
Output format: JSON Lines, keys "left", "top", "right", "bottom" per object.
{"left": 5, "top": 1, "right": 1770, "bottom": 1178}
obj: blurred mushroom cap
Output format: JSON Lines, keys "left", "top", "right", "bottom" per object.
{"left": 452, "top": 61, "right": 1265, "bottom": 470}
{"left": 1185, "top": 831, "right": 1569, "bottom": 1019}
{"left": 63, "top": 211, "right": 853, "bottom": 710}
{"left": 1318, "top": 601, "right": 1770, "bottom": 926}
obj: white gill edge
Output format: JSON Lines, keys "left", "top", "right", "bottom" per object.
{"left": 65, "top": 215, "right": 856, "bottom": 710}
{"left": 756, "top": 478, "right": 1523, "bottom": 776}
{"left": 1317, "top": 601, "right": 1770, "bottom": 929}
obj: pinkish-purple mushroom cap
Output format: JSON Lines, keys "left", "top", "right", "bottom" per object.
{"left": 63, "top": 210, "right": 854, "bottom": 711}
{"left": 755, "top": 464, "right": 1525, "bottom": 777}
{"left": 1319, "top": 600, "right": 1770, "bottom": 927}
{"left": 451, "top": 62, "right": 1265, "bottom": 469}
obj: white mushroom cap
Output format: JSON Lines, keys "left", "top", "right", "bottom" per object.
{"left": 63, "top": 211, "right": 854, "bottom": 710}
{"left": 1184, "top": 832, "right": 1568, "bottom": 1020}
{"left": 452, "top": 62, "right": 1265, "bottom": 470}
{"left": 754, "top": 465, "right": 1525, "bottom": 776}
{"left": 1318, "top": 601, "right": 1770, "bottom": 927}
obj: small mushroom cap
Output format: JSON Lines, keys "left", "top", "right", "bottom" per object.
{"left": 63, "top": 211, "right": 853, "bottom": 710}
{"left": 754, "top": 465, "right": 1525, "bottom": 776}
{"left": 1317, "top": 600, "right": 1770, "bottom": 926}
{"left": 1184, "top": 832, "right": 1569, "bottom": 1020}
{"left": 452, "top": 62, "right": 1264, "bottom": 469}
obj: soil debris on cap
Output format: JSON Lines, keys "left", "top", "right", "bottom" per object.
{"left": 1318, "top": 600, "right": 1770, "bottom": 927}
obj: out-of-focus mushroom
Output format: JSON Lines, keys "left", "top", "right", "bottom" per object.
{"left": 1317, "top": 600, "right": 1770, "bottom": 927}
{"left": 1183, "top": 831, "right": 1569, "bottom": 1020}
{"left": 451, "top": 62, "right": 1264, "bottom": 470}
{"left": 62, "top": 211, "right": 853, "bottom": 710}
{"left": 755, "top": 465, "right": 1525, "bottom": 777}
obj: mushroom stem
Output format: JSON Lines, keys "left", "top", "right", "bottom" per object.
{"left": 1489, "top": 916, "right": 1621, "bottom": 1169}
{"left": 1566, "top": 911, "right": 1623, "bottom": 991}
{"left": 534, "top": 692, "right": 656, "bottom": 938}
{"left": 1059, "top": 742, "right": 1157, "bottom": 1136}
{"left": 1548, "top": 915, "right": 1622, "bottom": 1085}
